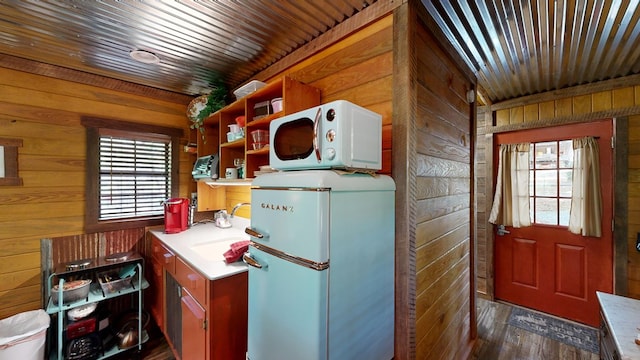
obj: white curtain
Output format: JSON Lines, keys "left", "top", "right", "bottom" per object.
{"left": 568, "top": 137, "right": 602, "bottom": 237}
{"left": 489, "top": 143, "right": 531, "bottom": 227}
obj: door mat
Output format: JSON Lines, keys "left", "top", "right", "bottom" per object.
{"left": 507, "top": 307, "right": 599, "bottom": 354}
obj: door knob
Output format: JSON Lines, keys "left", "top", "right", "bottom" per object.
{"left": 497, "top": 225, "right": 510, "bottom": 236}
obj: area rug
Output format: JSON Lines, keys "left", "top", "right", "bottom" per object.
{"left": 507, "top": 307, "right": 599, "bottom": 354}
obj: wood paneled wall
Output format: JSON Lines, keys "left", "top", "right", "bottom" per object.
{"left": 477, "top": 79, "right": 640, "bottom": 300}
{"left": 260, "top": 15, "right": 394, "bottom": 175}
{"left": 475, "top": 107, "right": 489, "bottom": 296}
{"left": 262, "top": 3, "right": 475, "bottom": 358}
{"left": 413, "top": 8, "right": 475, "bottom": 360}
{"left": 0, "top": 65, "right": 193, "bottom": 318}
{"left": 0, "top": 3, "right": 480, "bottom": 359}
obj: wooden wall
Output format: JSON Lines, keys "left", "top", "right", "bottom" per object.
{"left": 255, "top": 2, "right": 476, "bottom": 358}
{"left": 0, "top": 62, "right": 193, "bottom": 318}
{"left": 0, "top": 2, "right": 480, "bottom": 359}
{"left": 413, "top": 6, "right": 475, "bottom": 360}
{"left": 477, "top": 77, "right": 640, "bottom": 300}
{"left": 475, "top": 106, "right": 489, "bottom": 295}
{"left": 258, "top": 16, "right": 394, "bottom": 176}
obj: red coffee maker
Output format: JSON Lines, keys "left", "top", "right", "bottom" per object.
{"left": 164, "top": 198, "right": 189, "bottom": 234}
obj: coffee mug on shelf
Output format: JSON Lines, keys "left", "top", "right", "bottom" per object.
{"left": 225, "top": 167, "right": 238, "bottom": 179}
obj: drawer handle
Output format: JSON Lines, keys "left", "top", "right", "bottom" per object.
{"left": 163, "top": 253, "right": 173, "bottom": 264}
{"left": 187, "top": 274, "right": 200, "bottom": 287}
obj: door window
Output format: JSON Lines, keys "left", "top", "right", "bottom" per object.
{"left": 529, "top": 140, "right": 573, "bottom": 226}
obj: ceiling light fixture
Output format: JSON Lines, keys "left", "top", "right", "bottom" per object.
{"left": 129, "top": 49, "right": 160, "bottom": 64}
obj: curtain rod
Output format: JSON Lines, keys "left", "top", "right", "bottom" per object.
{"left": 496, "top": 135, "right": 600, "bottom": 146}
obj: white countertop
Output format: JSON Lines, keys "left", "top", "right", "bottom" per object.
{"left": 150, "top": 216, "right": 250, "bottom": 280}
{"left": 597, "top": 291, "right": 640, "bottom": 359}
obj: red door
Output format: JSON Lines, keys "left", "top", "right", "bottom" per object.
{"left": 494, "top": 119, "right": 613, "bottom": 327}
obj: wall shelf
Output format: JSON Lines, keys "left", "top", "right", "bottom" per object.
{"left": 191, "top": 76, "right": 320, "bottom": 209}
{"left": 203, "top": 179, "right": 253, "bottom": 187}
{"left": 220, "top": 138, "right": 245, "bottom": 148}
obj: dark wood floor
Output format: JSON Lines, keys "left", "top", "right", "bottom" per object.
{"left": 118, "top": 298, "right": 600, "bottom": 359}
{"left": 471, "top": 298, "right": 600, "bottom": 360}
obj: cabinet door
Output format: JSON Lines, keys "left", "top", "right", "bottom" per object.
{"left": 181, "top": 289, "right": 207, "bottom": 360}
{"left": 148, "top": 259, "right": 164, "bottom": 332}
{"left": 165, "top": 272, "right": 182, "bottom": 357}
{"left": 197, "top": 181, "right": 226, "bottom": 211}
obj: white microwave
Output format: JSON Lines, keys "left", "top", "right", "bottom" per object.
{"left": 269, "top": 100, "right": 382, "bottom": 171}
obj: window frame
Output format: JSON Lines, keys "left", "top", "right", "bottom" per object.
{"left": 529, "top": 140, "right": 574, "bottom": 227}
{"left": 82, "top": 117, "right": 183, "bottom": 233}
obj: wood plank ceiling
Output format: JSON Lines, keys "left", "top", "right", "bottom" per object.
{"left": 0, "top": 0, "right": 378, "bottom": 96}
{"left": 1, "top": 0, "right": 638, "bottom": 104}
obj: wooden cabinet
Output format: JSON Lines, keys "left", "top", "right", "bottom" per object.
{"left": 218, "top": 99, "right": 246, "bottom": 178}
{"left": 597, "top": 291, "right": 640, "bottom": 360}
{"left": 208, "top": 271, "right": 248, "bottom": 360}
{"left": 147, "top": 254, "right": 164, "bottom": 332}
{"left": 197, "top": 181, "right": 226, "bottom": 211}
{"left": 600, "top": 311, "right": 618, "bottom": 360}
{"left": 148, "top": 232, "right": 248, "bottom": 360}
{"left": 195, "top": 106, "right": 226, "bottom": 211}
{"left": 176, "top": 257, "right": 207, "bottom": 307}
{"left": 198, "top": 76, "right": 320, "bottom": 181}
{"left": 242, "top": 76, "right": 320, "bottom": 178}
{"left": 165, "top": 272, "right": 183, "bottom": 357}
{"left": 193, "top": 77, "right": 319, "bottom": 209}
{"left": 149, "top": 235, "right": 176, "bottom": 333}
{"left": 181, "top": 289, "right": 207, "bottom": 360}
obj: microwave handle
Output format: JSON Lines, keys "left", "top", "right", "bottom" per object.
{"left": 313, "top": 107, "right": 322, "bottom": 163}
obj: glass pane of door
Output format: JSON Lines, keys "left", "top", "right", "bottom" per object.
{"left": 530, "top": 140, "right": 573, "bottom": 226}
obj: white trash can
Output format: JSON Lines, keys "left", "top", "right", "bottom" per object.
{"left": 0, "top": 309, "right": 50, "bottom": 360}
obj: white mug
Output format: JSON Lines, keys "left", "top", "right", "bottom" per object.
{"left": 225, "top": 167, "right": 238, "bottom": 179}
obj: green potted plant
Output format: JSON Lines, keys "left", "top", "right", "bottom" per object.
{"left": 187, "top": 78, "right": 227, "bottom": 141}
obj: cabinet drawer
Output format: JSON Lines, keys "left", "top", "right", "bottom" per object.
{"left": 600, "top": 315, "right": 619, "bottom": 360}
{"left": 152, "top": 237, "right": 176, "bottom": 275}
{"left": 176, "top": 257, "right": 207, "bottom": 306}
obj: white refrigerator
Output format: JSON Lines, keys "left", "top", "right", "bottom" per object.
{"left": 243, "top": 170, "right": 395, "bottom": 360}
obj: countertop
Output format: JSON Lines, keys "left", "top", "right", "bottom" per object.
{"left": 150, "top": 216, "right": 250, "bottom": 281}
{"left": 597, "top": 291, "right": 640, "bottom": 359}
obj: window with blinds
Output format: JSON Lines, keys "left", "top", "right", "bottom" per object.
{"left": 82, "top": 116, "right": 181, "bottom": 233}
{"left": 99, "top": 131, "right": 171, "bottom": 220}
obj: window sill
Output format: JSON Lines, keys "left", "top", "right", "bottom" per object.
{"left": 85, "top": 217, "right": 164, "bottom": 233}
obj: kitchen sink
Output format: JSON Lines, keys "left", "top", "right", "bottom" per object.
{"left": 188, "top": 238, "right": 246, "bottom": 262}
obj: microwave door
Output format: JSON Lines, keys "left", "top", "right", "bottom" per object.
{"left": 313, "top": 107, "right": 322, "bottom": 163}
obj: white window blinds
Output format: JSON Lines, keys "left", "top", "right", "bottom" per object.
{"left": 99, "top": 131, "right": 171, "bottom": 220}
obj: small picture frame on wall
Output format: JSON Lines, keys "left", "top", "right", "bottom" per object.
{"left": 0, "top": 137, "right": 23, "bottom": 186}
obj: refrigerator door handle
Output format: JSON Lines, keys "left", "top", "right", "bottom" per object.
{"left": 252, "top": 242, "right": 329, "bottom": 271}
{"left": 245, "top": 227, "right": 266, "bottom": 239}
{"left": 242, "top": 252, "right": 264, "bottom": 269}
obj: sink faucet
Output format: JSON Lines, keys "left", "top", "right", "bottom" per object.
{"left": 231, "top": 202, "right": 251, "bottom": 218}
